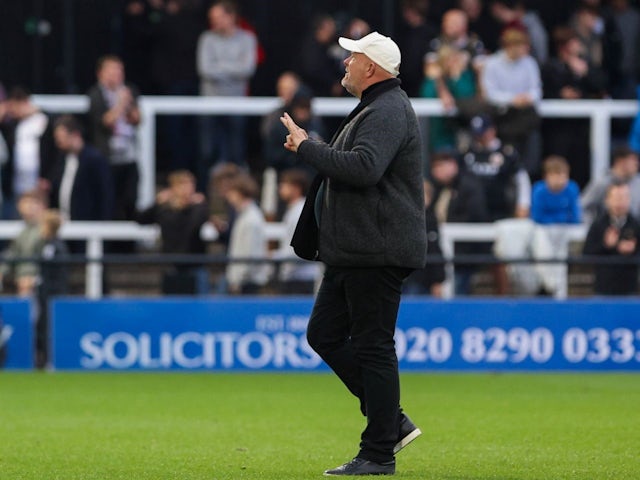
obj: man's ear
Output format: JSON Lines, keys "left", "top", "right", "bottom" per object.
{"left": 366, "top": 61, "right": 376, "bottom": 78}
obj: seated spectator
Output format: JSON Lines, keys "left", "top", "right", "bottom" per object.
{"left": 529, "top": 155, "right": 581, "bottom": 296}
{"left": 421, "top": 45, "right": 478, "bottom": 151}
{"left": 223, "top": 174, "right": 270, "bottom": 294}
{"left": 481, "top": 27, "right": 542, "bottom": 176}
{"left": 429, "top": 150, "right": 488, "bottom": 295}
{"left": 0, "top": 190, "right": 46, "bottom": 296}
{"left": 271, "top": 169, "right": 321, "bottom": 294}
{"left": 50, "top": 115, "right": 114, "bottom": 223}
{"left": 583, "top": 181, "right": 640, "bottom": 295}
{"left": 1, "top": 86, "right": 56, "bottom": 219}
{"left": 541, "top": 26, "right": 607, "bottom": 188}
{"left": 35, "top": 209, "right": 69, "bottom": 369}
{"left": 489, "top": 0, "right": 549, "bottom": 64}
{"left": 531, "top": 155, "right": 581, "bottom": 225}
{"left": 403, "top": 179, "right": 445, "bottom": 297}
{"left": 581, "top": 146, "right": 640, "bottom": 225}
{"left": 135, "top": 170, "right": 210, "bottom": 295}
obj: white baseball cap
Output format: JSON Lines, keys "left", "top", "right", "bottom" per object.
{"left": 338, "top": 31, "right": 401, "bottom": 77}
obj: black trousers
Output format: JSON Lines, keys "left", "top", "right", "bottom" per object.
{"left": 307, "top": 265, "right": 411, "bottom": 463}
{"left": 111, "top": 162, "right": 139, "bottom": 221}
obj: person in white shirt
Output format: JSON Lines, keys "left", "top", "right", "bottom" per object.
{"left": 223, "top": 174, "right": 270, "bottom": 294}
{"left": 481, "top": 27, "right": 542, "bottom": 175}
{"left": 272, "top": 168, "right": 321, "bottom": 294}
{"left": 2, "top": 87, "right": 55, "bottom": 219}
{"left": 50, "top": 115, "right": 114, "bottom": 225}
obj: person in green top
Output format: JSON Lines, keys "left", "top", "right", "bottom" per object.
{"left": 0, "top": 189, "right": 46, "bottom": 296}
{"left": 421, "top": 45, "right": 478, "bottom": 152}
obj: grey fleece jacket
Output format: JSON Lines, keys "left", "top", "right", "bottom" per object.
{"left": 297, "top": 84, "right": 427, "bottom": 269}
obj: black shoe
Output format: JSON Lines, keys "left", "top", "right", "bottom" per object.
{"left": 323, "top": 457, "right": 395, "bottom": 476}
{"left": 394, "top": 413, "right": 422, "bottom": 454}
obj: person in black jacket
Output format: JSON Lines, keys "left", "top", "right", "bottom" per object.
{"left": 262, "top": 88, "right": 324, "bottom": 175}
{"left": 583, "top": 181, "right": 640, "bottom": 296}
{"left": 87, "top": 55, "right": 141, "bottom": 222}
{"left": 281, "top": 32, "right": 426, "bottom": 476}
{"left": 403, "top": 179, "right": 446, "bottom": 296}
{"left": 295, "top": 14, "right": 344, "bottom": 98}
{"left": 1, "top": 86, "right": 56, "bottom": 219}
{"left": 541, "top": 26, "right": 607, "bottom": 188}
{"left": 50, "top": 115, "right": 114, "bottom": 223}
{"left": 35, "top": 209, "right": 69, "bottom": 369}
{"left": 135, "top": 170, "right": 210, "bottom": 295}
{"left": 396, "top": 0, "right": 438, "bottom": 97}
{"left": 429, "top": 150, "right": 488, "bottom": 295}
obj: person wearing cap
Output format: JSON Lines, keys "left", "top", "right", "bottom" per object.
{"left": 463, "top": 113, "right": 531, "bottom": 221}
{"left": 462, "top": 113, "right": 531, "bottom": 295}
{"left": 280, "top": 31, "right": 426, "bottom": 476}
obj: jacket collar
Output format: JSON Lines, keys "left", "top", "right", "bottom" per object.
{"left": 330, "top": 78, "right": 401, "bottom": 144}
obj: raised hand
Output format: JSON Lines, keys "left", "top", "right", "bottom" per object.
{"left": 280, "top": 112, "right": 309, "bottom": 153}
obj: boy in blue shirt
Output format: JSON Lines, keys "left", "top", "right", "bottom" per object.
{"left": 531, "top": 155, "right": 581, "bottom": 224}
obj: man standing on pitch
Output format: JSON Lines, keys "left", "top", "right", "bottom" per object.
{"left": 281, "top": 31, "right": 427, "bottom": 476}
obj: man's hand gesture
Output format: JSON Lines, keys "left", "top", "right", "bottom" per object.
{"left": 280, "top": 112, "right": 309, "bottom": 153}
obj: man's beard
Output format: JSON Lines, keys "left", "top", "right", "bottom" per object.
{"left": 341, "top": 75, "right": 355, "bottom": 97}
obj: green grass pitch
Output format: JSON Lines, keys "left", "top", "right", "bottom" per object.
{"left": 1, "top": 372, "right": 638, "bottom": 479}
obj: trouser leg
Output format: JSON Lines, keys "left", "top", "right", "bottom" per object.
{"left": 307, "top": 267, "right": 365, "bottom": 412}
{"left": 307, "top": 266, "right": 409, "bottom": 463}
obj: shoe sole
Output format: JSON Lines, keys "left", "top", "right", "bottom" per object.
{"left": 323, "top": 472, "right": 394, "bottom": 476}
{"left": 393, "top": 427, "right": 422, "bottom": 454}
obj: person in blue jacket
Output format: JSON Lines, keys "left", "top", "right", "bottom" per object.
{"left": 531, "top": 155, "right": 581, "bottom": 224}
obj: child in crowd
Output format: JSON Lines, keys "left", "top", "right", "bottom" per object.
{"left": 531, "top": 155, "right": 581, "bottom": 224}
{"left": 271, "top": 168, "right": 320, "bottom": 294}
{"left": 223, "top": 174, "right": 270, "bottom": 294}
{"left": 35, "top": 209, "right": 69, "bottom": 368}
{"left": 0, "top": 190, "right": 46, "bottom": 296}
{"left": 135, "top": 169, "right": 210, "bottom": 295}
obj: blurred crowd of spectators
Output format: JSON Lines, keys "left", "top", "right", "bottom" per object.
{"left": 0, "top": 0, "right": 640, "bottom": 302}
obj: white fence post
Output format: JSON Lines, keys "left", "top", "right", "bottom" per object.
{"left": 86, "top": 237, "right": 103, "bottom": 299}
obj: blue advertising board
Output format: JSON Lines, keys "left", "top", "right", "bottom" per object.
{"left": 0, "top": 299, "right": 33, "bottom": 369}
{"left": 51, "top": 298, "right": 640, "bottom": 371}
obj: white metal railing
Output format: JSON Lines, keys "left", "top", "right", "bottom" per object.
{"left": 0, "top": 220, "right": 588, "bottom": 299}
{"left": 32, "top": 95, "right": 639, "bottom": 209}
{"left": 0, "top": 221, "right": 286, "bottom": 299}
{"left": 439, "top": 223, "right": 588, "bottom": 299}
